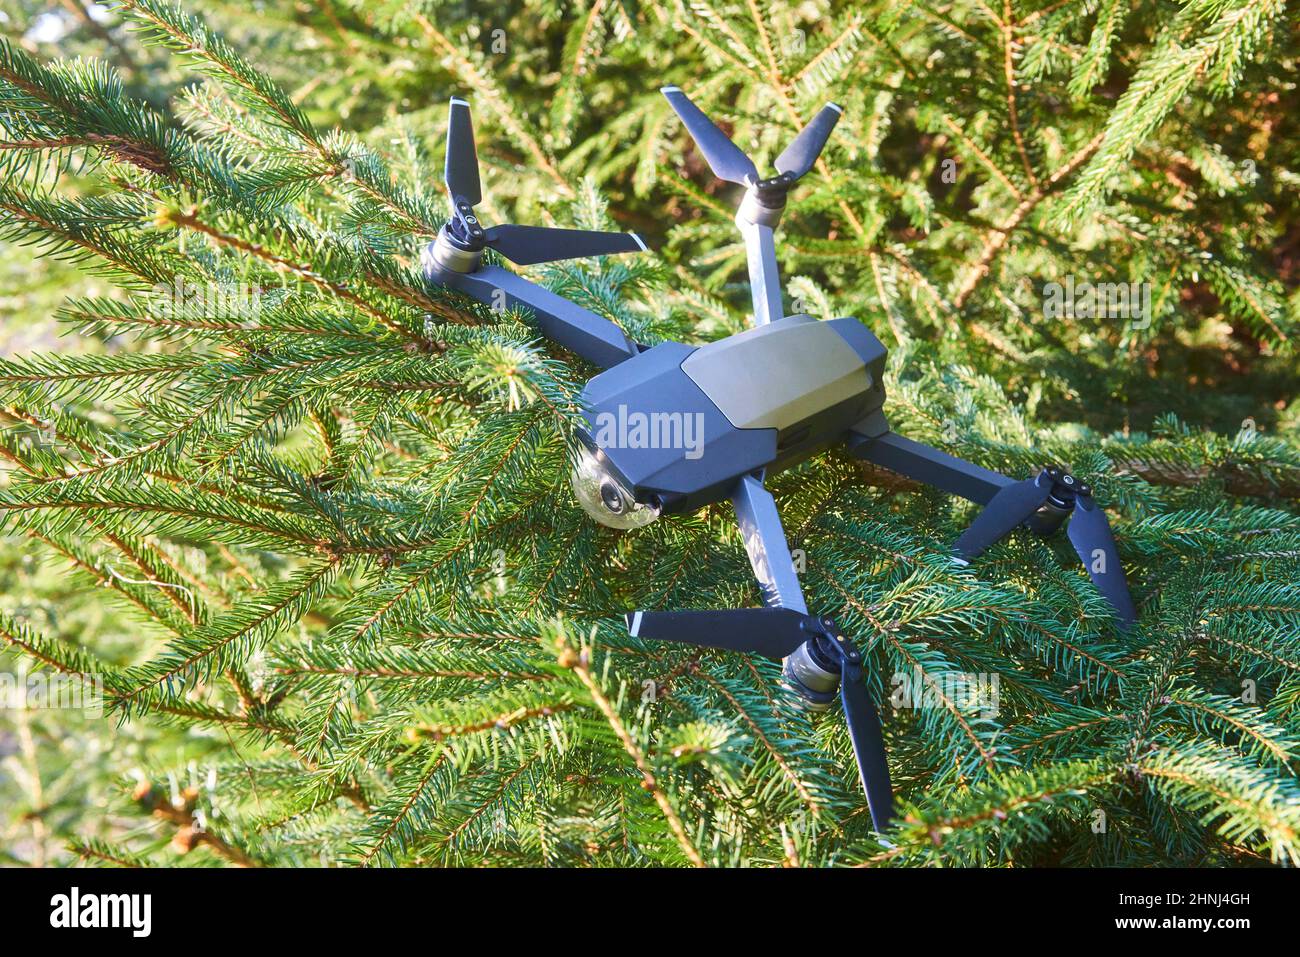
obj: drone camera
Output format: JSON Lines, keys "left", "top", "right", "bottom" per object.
{"left": 570, "top": 443, "right": 661, "bottom": 530}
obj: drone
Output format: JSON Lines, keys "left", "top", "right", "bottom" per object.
{"left": 423, "top": 90, "right": 1138, "bottom": 832}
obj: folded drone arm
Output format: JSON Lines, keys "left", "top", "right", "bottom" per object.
{"left": 430, "top": 262, "right": 638, "bottom": 369}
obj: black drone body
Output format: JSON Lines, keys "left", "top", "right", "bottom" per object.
{"left": 423, "top": 91, "right": 1138, "bottom": 832}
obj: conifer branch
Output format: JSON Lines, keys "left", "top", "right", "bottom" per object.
{"left": 952, "top": 129, "right": 1105, "bottom": 306}
{"left": 159, "top": 206, "right": 433, "bottom": 342}
{"left": 3, "top": 0, "right": 1297, "bottom": 869}
{"left": 557, "top": 637, "right": 707, "bottom": 867}
{"left": 133, "top": 780, "right": 262, "bottom": 867}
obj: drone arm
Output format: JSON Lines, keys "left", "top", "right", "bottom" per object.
{"left": 625, "top": 473, "right": 810, "bottom": 654}
{"left": 428, "top": 261, "right": 638, "bottom": 369}
{"left": 846, "top": 429, "right": 1013, "bottom": 506}
{"left": 736, "top": 218, "right": 784, "bottom": 327}
{"left": 851, "top": 428, "right": 1138, "bottom": 625}
{"left": 733, "top": 473, "right": 807, "bottom": 612}
{"left": 627, "top": 473, "right": 897, "bottom": 829}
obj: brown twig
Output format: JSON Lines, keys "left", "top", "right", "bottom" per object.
{"left": 1002, "top": 1, "right": 1038, "bottom": 190}
{"left": 952, "top": 130, "right": 1106, "bottom": 307}
{"left": 134, "top": 782, "right": 260, "bottom": 867}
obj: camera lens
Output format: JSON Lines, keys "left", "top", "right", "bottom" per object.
{"left": 599, "top": 481, "right": 626, "bottom": 514}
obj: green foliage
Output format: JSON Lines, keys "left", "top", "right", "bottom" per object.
{"left": 0, "top": 0, "right": 1297, "bottom": 867}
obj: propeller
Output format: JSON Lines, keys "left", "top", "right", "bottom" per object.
{"left": 482, "top": 224, "right": 645, "bottom": 266}
{"left": 839, "top": 650, "right": 895, "bottom": 829}
{"left": 953, "top": 466, "right": 1137, "bottom": 626}
{"left": 660, "top": 87, "right": 759, "bottom": 186}
{"left": 627, "top": 608, "right": 895, "bottom": 831}
{"left": 661, "top": 86, "right": 841, "bottom": 195}
{"left": 444, "top": 96, "right": 482, "bottom": 207}
{"left": 441, "top": 97, "right": 646, "bottom": 266}
{"left": 775, "top": 103, "right": 845, "bottom": 179}
{"left": 952, "top": 472, "right": 1052, "bottom": 558}
{"left": 1067, "top": 495, "right": 1138, "bottom": 625}
{"left": 627, "top": 607, "right": 809, "bottom": 659}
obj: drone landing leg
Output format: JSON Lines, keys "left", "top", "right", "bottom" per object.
{"left": 428, "top": 261, "right": 639, "bottom": 369}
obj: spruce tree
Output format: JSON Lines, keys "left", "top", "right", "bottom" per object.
{"left": 1, "top": 0, "right": 1297, "bottom": 867}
